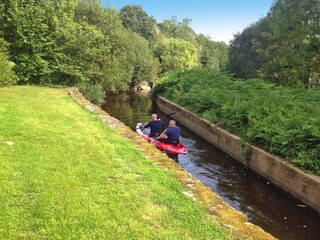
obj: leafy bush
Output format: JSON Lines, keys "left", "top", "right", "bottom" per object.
{"left": 0, "top": 38, "right": 17, "bottom": 87}
{"left": 151, "top": 68, "right": 320, "bottom": 175}
{"left": 76, "top": 82, "right": 106, "bottom": 105}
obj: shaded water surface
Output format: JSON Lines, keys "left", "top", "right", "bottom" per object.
{"left": 101, "top": 91, "right": 320, "bottom": 240}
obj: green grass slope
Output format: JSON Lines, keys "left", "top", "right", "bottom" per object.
{"left": 0, "top": 86, "right": 231, "bottom": 239}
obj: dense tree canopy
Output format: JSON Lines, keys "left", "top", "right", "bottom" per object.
{"left": 196, "top": 34, "right": 229, "bottom": 72}
{"left": 154, "top": 38, "right": 199, "bottom": 72}
{"left": 229, "top": 0, "right": 320, "bottom": 87}
{"left": 1, "top": 0, "right": 57, "bottom": 84}
{"left": 129, "top": 32, "right": 160, "bottom": 87}
{"left": 120, "top": 4, "right": 157, "bottom": 41}
{"left": 0, "top": 0, "right": 226, "bottom": 96}
{"left": 0, "top": 38, "right": 17, "bottom": 86}
{"left": 1, "top": 0, "right": 319, "bottom": 93}
{"left": 158, "top": 17, "right": 197, "bottom": 44}
{"left": 0, "top": 0, "right": 281, "bottom": 108}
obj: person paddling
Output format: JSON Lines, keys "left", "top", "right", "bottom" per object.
{"left": 143, "top": 113, "right": 165, "bottom": 137}
{"left": 156, "top": 120, "right": 181, "bottom": 146}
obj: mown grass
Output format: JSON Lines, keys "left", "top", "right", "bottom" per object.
{"left": 0, "top": 86, "right": 232, "bottom": 239}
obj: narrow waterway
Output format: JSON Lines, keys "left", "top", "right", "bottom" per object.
{"left": 101, "top": 90, "right": 320, "bottom": 240}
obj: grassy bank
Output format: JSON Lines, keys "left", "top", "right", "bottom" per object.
{"left": 0, "top": 86, "right": 232, "bottom": 239}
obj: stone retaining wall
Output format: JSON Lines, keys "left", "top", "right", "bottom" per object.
{"left": 69, "top": 88, "right": 276, "bottom": 240}
{"left": 157, "top": 96, "right": 320, "bottom": 213}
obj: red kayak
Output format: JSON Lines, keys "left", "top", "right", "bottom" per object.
{"left": 136, "top": 123, "right": 188, "bottom": 155}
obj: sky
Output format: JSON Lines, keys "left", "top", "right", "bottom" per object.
{"left": 102, "top": 0, "right": 274, "bottom": 44}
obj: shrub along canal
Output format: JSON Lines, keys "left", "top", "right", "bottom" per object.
{"left": 102, "top": 90, "right": 320, "bottom": 240}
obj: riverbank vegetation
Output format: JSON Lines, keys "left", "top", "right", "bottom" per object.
{"left": 2, "top": 0, "right": 318, "bottom": 96}
{"left": 0, "top": 0, "right": 319, "bottom": 91}
{"left": 151, "top": 69, "right": 320, "bottom": 175}
{"left": 229, "top": 0, "right": 320, "bottom": 87}
{"left": 1, "top": 0, "right": 320, "bottom": 209}
{"left": 0, "top": 86, "right": 232, "bottom": 239}
{"left": 0, "top": 0, "right": 228, "bottom": 103}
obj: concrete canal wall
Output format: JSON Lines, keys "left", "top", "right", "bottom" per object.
{"left": 157, "top": 96, "right": 320, "bottom": 213}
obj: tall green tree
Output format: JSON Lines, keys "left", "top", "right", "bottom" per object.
{"left": 158, "top": 17, "right": 197, "bottom": 45}
{"left": 54, "top": 0, "right": 112, "bottom": 87}
{"left": 120, "top": 4, "right": 157, "bottom": 41}
{"left": 129, "top": 32, "right": 159, "bottom": 87}
{"left": 0, "top": 0, "right": 57, "bottom": 84}
{"left": 54, "top": 20, "right": 111, "bottom": 86}
{"left": 75, "top": 0, "right": 104, "bottom": 25}
{"left": 154, "top": 38, "right": 199, "bottom": 72}
{"left": 229, "top": 0, "right": 320, "bottom": 86}
{"left": 196, "top": 34, "right": 229, "bottom": 72}
{"left": 229, "top": 18, "right": 270, "bottom": 79}
{"left": 266, "top": 0, "right": 320, "bottom": 86}
{"left": 96, "top": 7, "right": 136, "bottom": 91}
{"left": 0, "top": 38, "right": 17, "bottom": 86}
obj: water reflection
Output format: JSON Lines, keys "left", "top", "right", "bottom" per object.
{"left": 102, "top": 91, "right": 153, "bottom": 129}
{"left": 102, "top": 90, "right": 320, "bottom": 240}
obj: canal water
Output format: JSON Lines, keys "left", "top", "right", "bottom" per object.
{"left": 101, "top": 90, "right": 320, "bottom": 240}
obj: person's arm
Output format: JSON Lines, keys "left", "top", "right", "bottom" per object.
{"left": 156, "top": 129, "right": 167, "bottom": 140}
{"left": 143, "top": 122, "right": 150, "bottom": 128}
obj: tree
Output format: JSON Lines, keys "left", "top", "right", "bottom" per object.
{"left": 120, "top": 4, "right": 157, "bottom": 41}
{"left": 75, "top": 0, "right": 104, "bottom": 26}
{"left": 196, "top": 34, "right": 229, "bottom": 72}
{"left": 154, "top": 38, "right": 199, "bottom": 72}
{"left": 228, "top": 16, "right": 273, "bottom": 80}
{"left": 229, "top": 0, "right": 320, "bottom": 86}
{"left": 0, "top": 38, "right": 17, "bottom": 86}
{"left": 267, "top": 0, "right": 320, "bottom": 86}
{"left": 158, "top": 17, "right": 197, "bottom": 45}
{"left": 129, "top": 32, "right": 159, "bottom": 87}
{"left": 97, "top": 7, "right": 135, "bottom": 92}
{"left": 54, "top": 20, "right": 111, "bottom": 86}
{"left": 0, "top": 0, "right": 57, "bottom": 84}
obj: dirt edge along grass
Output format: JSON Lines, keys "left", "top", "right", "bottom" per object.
{"left": 0, "top": 86, "right": 233, "bottom": 239}
{"left": 69, "top": 87, "right": 276, "bottom": 240}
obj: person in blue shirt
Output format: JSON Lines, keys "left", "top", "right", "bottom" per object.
{"left": 143, "top": 113, "right": 165, "bottom": 137}
{"left": 156, "top": 120, "right": 181, "bottom": 145}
